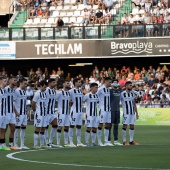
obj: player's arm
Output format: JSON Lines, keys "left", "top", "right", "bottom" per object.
{"left": 32, "top": 92, "right": 39, "bottom": 111}
{"left": 13, "top": 90, "right": 20, "bottom": 117}
{"left": 82, "top": 94, "right": 88, "bottom": 102}
{"left": 134, "top": 99, "right": 139, "bottom": 120}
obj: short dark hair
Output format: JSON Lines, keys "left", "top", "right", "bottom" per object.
{"left": 90, "top": 83, "right": 98, "bottom": 88}
{"left": 125, "top": 81, "right": 132, "bottom": 86}
{"left": 62, "top": 79, "right": 69, "bottom": 84}
{"left": 112, "top": 79, "right": 118, "bottom": 83}
{"left": 48, "top": 78, "right": 56, "bottom": 83}
{"left": 39, "top": 80, "right": 47, "bottom": 87}
{"left": 104, "top": 77, "right": 111, "bottom": 81}
{"left": 19, "top": 78, "right": 27, "bottom": 83}
{"left": 73, "top": 78, "right": 81, "bottom": 85}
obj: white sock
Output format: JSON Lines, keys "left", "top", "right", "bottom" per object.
{"left": 64, "top": 130, "right": 69, "bottom": 144}
{"left": 122, "top": 129, "right": 126, "bottom": 142}
{"left": 49, "top": 127, "right": 57, "bottom": 144}
{"left": 76, "top": 128, "right": 81, "bottom": 144}
{"left": 44, "top": 128, "right": 49, "bottom": 145}
{"left": 92, "top": 131, "right": 97, "bottom": 144}
{"left": 34, "top": 132, "right": 39, "bottom": 146}
{"left": 97, "top": 128, "right": 102, "bottom": 144}
{"left": 129, "top": 129, "right": 134, "bottom": 142}
{"left": 9, "top": 138, "right": 14, "bottom": 147}
{"left": 40, "top": 132, "right": 45, "bottom": 146}
{"left": 85, "top": 131, "right": 90, "bottom": 144}
{"left": 57, "top": 130, "right": 61, "bottom": 145}
{"left": 20, "top": 128, "right": 26, "bottom": 146}
{"left": 104, "top": 128, "right": 109, "bottom": 143}
{"left": 14, "top": 128, "right": 19, "bottom": 146}
{"left": 69, "top": 128, "right": 74, "bottom": 144}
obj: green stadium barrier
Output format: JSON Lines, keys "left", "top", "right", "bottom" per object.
{"left": 120, "top": 108, "right": 170, "bottom": 125}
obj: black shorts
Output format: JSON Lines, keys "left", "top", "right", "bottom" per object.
{"left": 111, "top": 111, "right": 120, "bottom": 124}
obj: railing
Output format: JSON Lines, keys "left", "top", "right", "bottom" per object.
{"left": 1, "top": 23, "right": 170, "bottom": 41}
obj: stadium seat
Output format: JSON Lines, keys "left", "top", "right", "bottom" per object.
{"left": 70, "top": 5, "right": 77, "bottom": 10}
{"left": 60, "top": 12, "right": 67, "bottom": 17}
{"left": 78, "top": 4, "right": 85, "bottom": 10}
{"left": 63, "top": 6, "right": 70, "bottom": 10}
{"left": 70, "top": 17, "right": 77, "bottom": 23}
{"left": 62, "top": 17, "right": 69, "bottom": 24}
{"left": 77, "top": 16, "right": 83, "bottom": 23}
{"left": 73, "top": 11, "right": 81, "bottom": 16}
{"left": 24, "top": 19, "right": 33, "bottom": 27}
{"left": 67, "top": 11, "right": 74, "bottom": 16}
{"left": 52, "top": 11, "right": 59, "bottom": 17}
{"left": 49, "top": 6, "right": 56, "bottom": 11}
{"left": 64, "top": 0, "right": 70, "bottom": 4}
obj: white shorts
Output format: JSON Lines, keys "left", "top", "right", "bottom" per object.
{"left": 34, "top": 114, "right": 48, "bottom": 127}
{"left": 6, "top": 113, "right": 16, "bottom": 125}
{"left": 70, "top": 112, "right": 83, "bottom": 126}
{"left": 0, "top": 116, "right": 6, "bottom": 129}
{"left": 15, "top": 115, "right": 27, "bottom": 126}
{"left": 85, "top": 116, "right": 98, "bottom": 128}
{"left": 99, "top": 111, "right": 111, "bottom": 124}
{"left": 47, "top": 114, "right": 57, "bottom": 125}
{"left": 122, "top": 114, "right": 136, "bottom": 125}
{"left": 58, "top": 114, "right": 70, "bottom": 127}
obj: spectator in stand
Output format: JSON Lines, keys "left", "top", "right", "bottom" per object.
{"left": 97, "top": 0, "right": 104, "bottom": 10}
{"left": 56, "top": 17, "right": 64, "bottom": 31}
{"left": 147, "top": 75, "right": 157, "bottom": 87}
{"left": 128, "top": 13, "right": 135, "bottom": 24}
{"left": 103, "top": 9, "right": 112, "bottom": 24}
{"left": 157, "top": 14, "right": 164, "bottom": 23}
{"left": 143, "top": 0, "right": 152, "bottom": 13}
{"left": 143, "top": 12, "right": 151, "bottom": 24}
{"left": 82, "top": 78, "right": 90, "bottom": 94}
{"left": 121, "top": 13, "right": 128, "bottom": 24}
{"left": 95, "top": 8, "right": 104, "bottom": 24}
{"left": 160, "top": 94, "right": 169, "bottom": 107}
{"left": 103, "top": 0, "right": 114, "bottom": 11}
{"left": 89, "top": 8, "right": 96, "bottom": 25}
{"left": 44, "top": 7, "right": 50, "bottom": 18}
{"left": 41, "top": 0, "right": 48, "bottom": 10}
{"left": 152, "top": 97, "right": 161, "bottom": 108}
{"left": 118, "top": 75, "right": 127, "bottom": 87}
{"left": 37, "top": 7, "right": 44, "bottom": 17}
{"left": 16, "top": 70, "right": 23, "bottom": 81}
{"left": 66, "top": 73, "right": 71, "bottom": 82}
{"left": 82, "top": 8, "right": 90, "bottom": 26}
{"left": 57, "top": 67, "right": 64, "bottom": 77}
{"left": 29, "top": 6, "right": 36, "bottom": 18}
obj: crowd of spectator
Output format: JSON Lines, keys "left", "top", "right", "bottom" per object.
{"left": 1, "top": 64, "right": 170, "bottom": 108}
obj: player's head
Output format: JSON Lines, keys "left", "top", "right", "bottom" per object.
{"left": 125, "top": 81, "right": 133, "bottom": 91}
{"left": 111, "top": 79, "right": 119, "bottom": 88}
{"left": 0, "top": 76, "right": 7, "bottom": 88}
{"left": 63, "top": 80, "right": 70, "bottom": 89}
{"left": 90, "top": 83, "right": 98, "bottom": 93}
{"left": 39, "top": 80, "right": 48, "bottom": 92}
{"left": 8, "top": 76, "right": 17, "bottom": 86}
{"left": 48, "top": 78, "right": 56, "bottom": 88}
{"left": 104, "top": 77, "right": 112, "bottom": 87}
{"left": 19, "top": 78, "right": 27, "bottom": 89}
{"left": 73, "top": 78, "right": 82, "bottom": 88}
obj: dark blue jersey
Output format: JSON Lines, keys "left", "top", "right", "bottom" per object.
{"left": 110, "top": 89, "right": 122, "bottom": 112}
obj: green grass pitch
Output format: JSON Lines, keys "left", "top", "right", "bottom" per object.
{"left": 1, "top": 125, "right": 170, "bottom": 170}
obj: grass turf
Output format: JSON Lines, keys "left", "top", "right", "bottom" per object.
{"left": 1, "top": 125, "right": 170, "bottom": 170}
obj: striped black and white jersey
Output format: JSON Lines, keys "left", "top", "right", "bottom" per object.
{"left": 120, "top": 90, "right": 135, "bottom": 115}
{"left": 83, "top": 92, "right": 99, "bottom": 116}
{"left": 5, "top": 86, "right": 15, "bottom": 114}
{"left": 69, "top": 88, "right": 83, "bottom": 113}
{"left": 0, "top": 88, "right": 7, "bottom": 116}
{"left": 33, "top": 90, "right": 47, "bottom": 116}
{"left": 56, "top": 90, "right": 70, "bottom": 115}
{"left": 46, "top": 87, "right": 56, "bottom": 115}
{"left": 97, "top": 85, "right": 110, "bottom": 112}
{"left": 13, "top": 88, "right": 27, "bottom": 115}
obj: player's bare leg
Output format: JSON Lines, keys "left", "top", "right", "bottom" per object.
{"left": 97, "top": 123, "right": 104, "bottom": 146}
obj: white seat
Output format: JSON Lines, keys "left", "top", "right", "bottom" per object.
{"left": 64, "top": 0, "right": 70, "bottom": 4}
{"left": 52, "top": 11, "right": 59, "bottom": 17}
{"left": 70, "top": 5, "right": 77, "bottom": 10}
{"left": 63, "top": 5, "right": 70, "bottom": 10}
{"left": 78, "top": 4, "right": 84, "bottom": 10}
{"left": 57, "top": 6, "right": 63, "bottom": 10}
{"left": 77, "top": 16, "right": 83, "bottom": 23}
{"left": 110, "top": 9, "right": 116, "bottom": 15}
{"left": 67, "top": 11, "right": 73, "bottom": 16}
{"left": 70, "top": 0, "right": 75, "bottom": 4}
{"left": 34, "top": 18, "right": 41, "bottom": 24}
{"left": 49, "top": 6, "right": 56, "bottom": 11}
{"left": 60, "top": 12, "right": 67, "bottom": 17}
{"left": 93, "top": 5, "right": 98, "bottom": 10}
{"left": 62, "top": 17, "right": 69, "bottom": 23}
{"left": 74, "top": 11, "right": 81, "bottom": 16}
{"left": 70, "top": 17, "right": 76, "bottom": 23}
{"left": 48, "top": 17, "right": 55, "bottom": 23}
{"left": 41, "top": 18, "right": 47, "bottom": 23}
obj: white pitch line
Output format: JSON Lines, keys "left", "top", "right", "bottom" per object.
{"left": 6, "top": 150, "right": 170, "bottom": 170}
